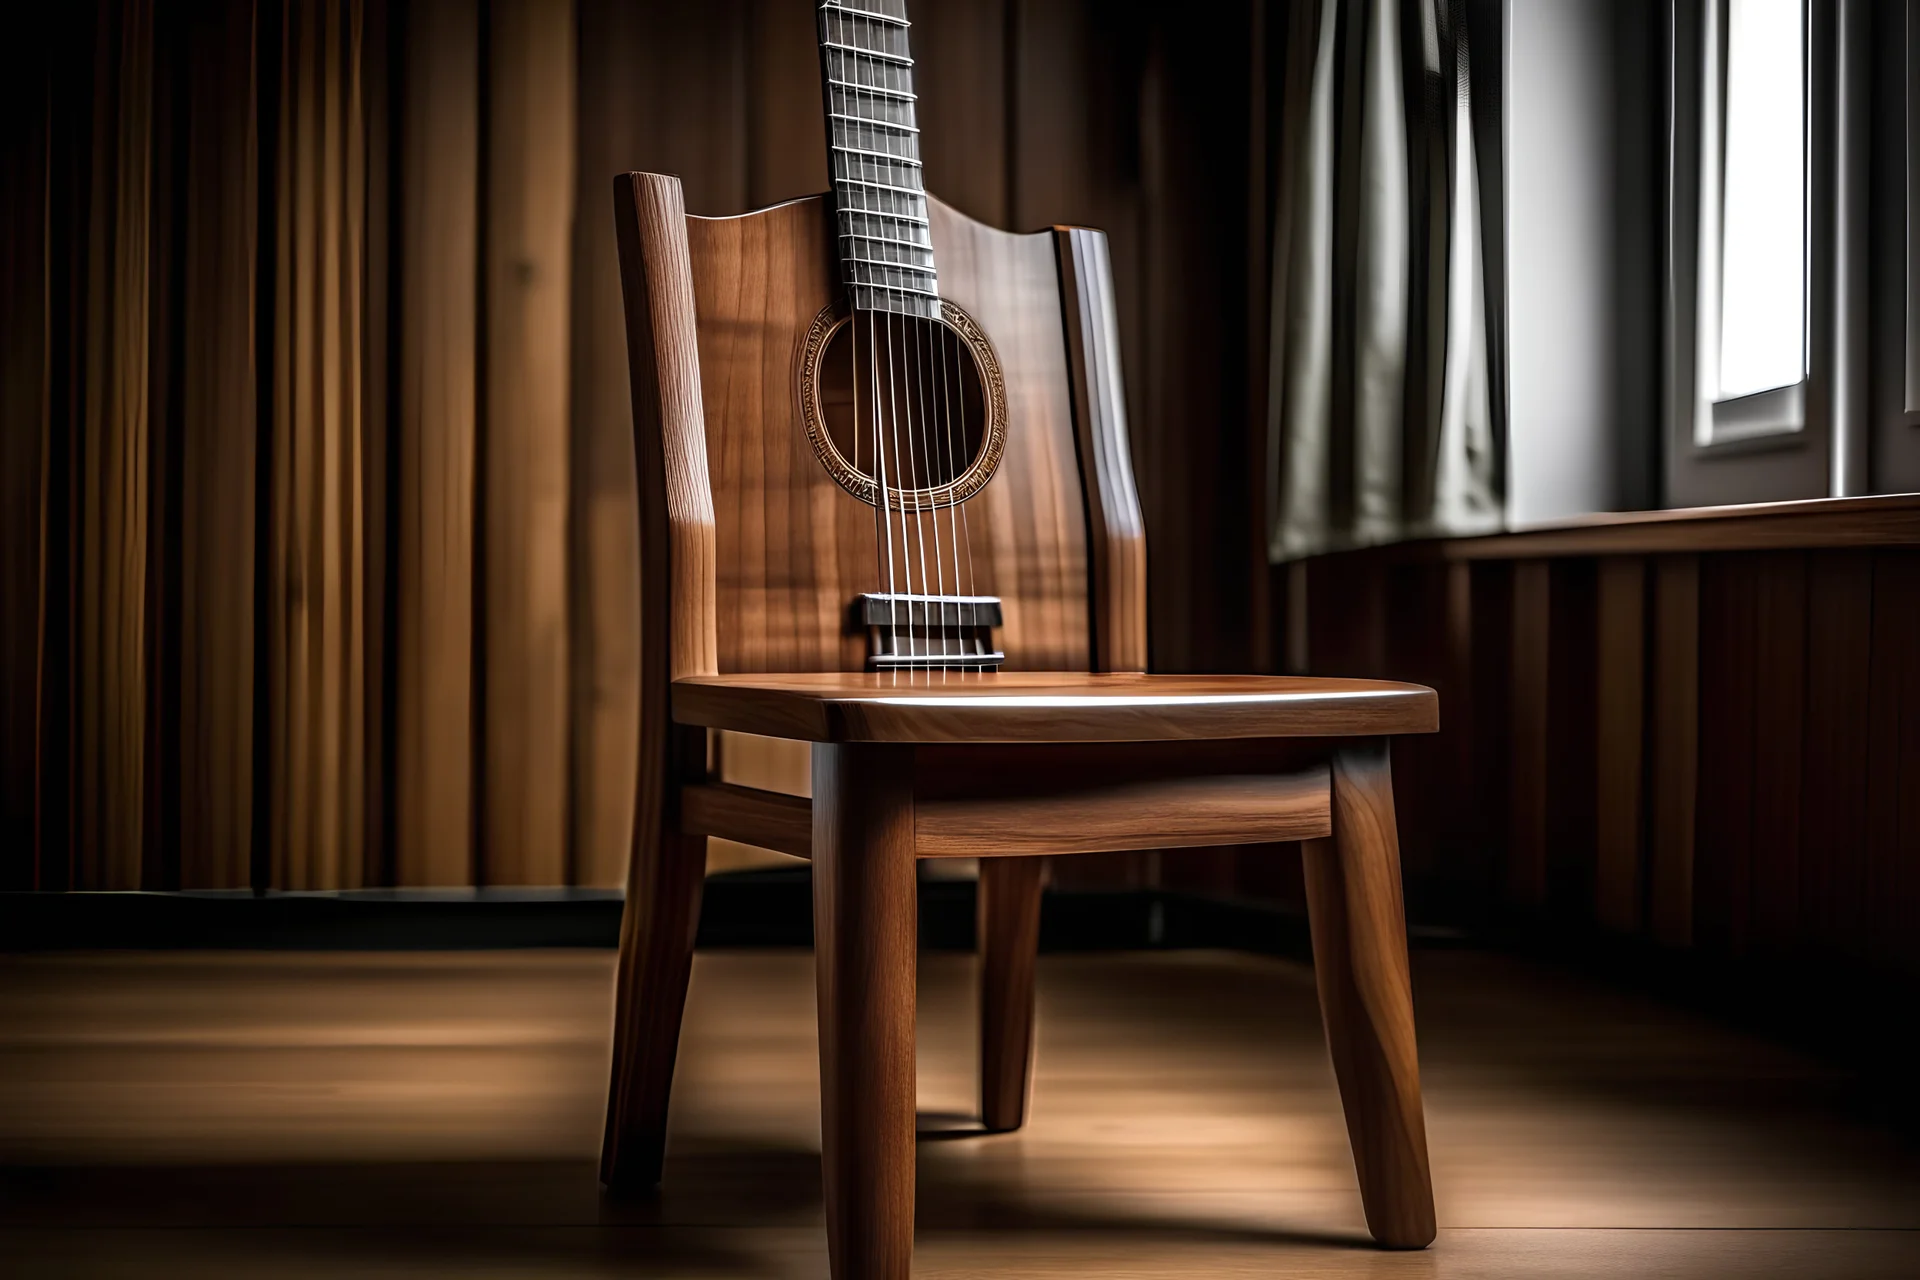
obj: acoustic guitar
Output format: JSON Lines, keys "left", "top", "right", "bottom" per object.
{"left": 635, "top": 0, "right": 1145, "bottom": 681}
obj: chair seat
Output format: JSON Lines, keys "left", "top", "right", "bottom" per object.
{"left": 671, "top": 671, "right": 1437, "bottom": 744}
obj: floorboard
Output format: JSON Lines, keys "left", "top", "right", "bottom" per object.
{"left": 2, "top": 948, "right": 1916, "bottom": 1276}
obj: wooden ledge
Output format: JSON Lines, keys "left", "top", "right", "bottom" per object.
{"left": 1306, "top": 492, "right": 1920, "bottom": 564}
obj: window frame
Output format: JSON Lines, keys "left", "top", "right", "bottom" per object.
{"left": 1866, "top": 1, "right": 1920, "bottom": 491}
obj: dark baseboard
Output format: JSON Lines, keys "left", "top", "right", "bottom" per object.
{"left": 0, "top": 870, "right": 1316, "bottom": 955}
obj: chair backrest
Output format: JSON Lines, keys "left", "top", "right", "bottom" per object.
{"left": 614, "top": 172, "right": 1146, "bottom": 682}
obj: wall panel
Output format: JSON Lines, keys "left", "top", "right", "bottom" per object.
{"left": 0, "top": 9, "right": 52, "bottom": 887}
{"left": 1865, "top": 552, "right": 1920, "bottom": 975}
{"left": 483, "top": 0, "right": 574, "bottom": 886}
{"left": 1293, "top": 508, "right": 1920, "bottom": 995}
{"left": 74, "top": 0, "right": 155, "bottom": 891}
{"left": 394, "top": 0, "right": 477, "bottom": 887}
{"left": 1799, "top": 550, "right": 1874, "bottom": 961}
{"left": 174, "top": 0, "right": 259, "bottom": 890}
{"left": 270, "top": 0, "right": 369, "bottom": 891}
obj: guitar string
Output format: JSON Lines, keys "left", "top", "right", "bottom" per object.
{"left": 947, "top": 304, "right": 978, "bottom": 640}
{"left": 934, "top": 305, "right": 967, "bottom": 664}
{"left": 854, "top": 308, "right": 892, "bottom": 664}
{"left": 830, "top": 0, "right": 990, "bottom": 668}
{"left": 885, "top": 24, "right": 937, "bottom": 665}
{"left": 938, "top": 308, "right": 962, "bottom": 666}
{"left": 909, "top": 273, "right": 949, "bottom": 661}
{"left": 844, "top": 25, "right": 902, "bottom": 667}
{"left": 885, "top": 306, "right": 918, "bottom": 663}
{"left": 870, "top": 35, "right": 925, "bottom": 666}
{"left": 926, "top": 308, "right": 948, "bottom": 670}
{"left": 840, "top": 14, "right": 908, "bottom": 667}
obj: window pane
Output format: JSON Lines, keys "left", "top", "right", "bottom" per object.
{"left": 1718, "top": 0, "right": 1806, "bottom": 402}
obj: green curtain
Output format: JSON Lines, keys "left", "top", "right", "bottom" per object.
{"left": 1267, "top": 0, "right": 1505, "bottom": 561}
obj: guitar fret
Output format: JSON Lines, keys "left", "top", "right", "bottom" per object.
{"left": 835, "top": 176, "right": 927, "bottom": 199}
{"left": 819, "top": 1, "right": 908, "bottom": 26}
{"left": 849, "top": 272, "right": 937, "bottom": 293}
{"left": 825, "top": 81, "right": 916, "bottom": 105}
{"left": 819, "top": 39, "right": 912, "bottom": 67}
{"left": 840, "top": 234, "right": 933, "bottom": 260}
{"left": 839, "top": 208, "right": 929, "bottom": 229}
{"left": 827, "top": 114, "right": 918, "bottom": 138}
{"left": 847, "top": 274, "right": 939, "bottom": 300}
{"left": 824, "top": 50, "right": 910, "bottom": 72}
{"left": 833, "top": 144, "right": 921, "bottom": 167}
{"left": 850, "top": 275, "right": 937, "bottom": 293}
{"left": 824, "top": 69, "right": 912, "bottom": 98}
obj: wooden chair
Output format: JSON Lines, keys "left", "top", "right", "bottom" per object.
{"left": 600, "top": 171, "right": 1439, "bottom": 1277}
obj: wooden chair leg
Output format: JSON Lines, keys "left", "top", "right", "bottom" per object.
{"left": 978, "top": 855, "right": 1043, "bottom": 1132}
{"left": 600, "top": 818, "right": 708, "bottom": 1189}
{"left": 1301, "top": 738, "right": 1437, "bottom": 1249}
{"left": 812, "top": 743, "right": 917, "bottom": 1280}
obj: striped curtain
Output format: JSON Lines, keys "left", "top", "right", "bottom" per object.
{"left": 1266, "top": 0, "right": 1506, "bottom": 561}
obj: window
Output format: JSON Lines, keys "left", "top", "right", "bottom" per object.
{"left": 1704, "top": 0, "right": 1807, "bottom": 438}
{"left": 1664, "top": 0, "right": 1859, "bottom": 507}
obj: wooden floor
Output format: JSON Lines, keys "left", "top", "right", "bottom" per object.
{"left": 3, "top": 945, "right": 1918, "bottom": 1277}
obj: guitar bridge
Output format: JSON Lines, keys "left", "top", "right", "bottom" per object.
{"left": 858, "top": 594, "right": 1004, "bottom": 671}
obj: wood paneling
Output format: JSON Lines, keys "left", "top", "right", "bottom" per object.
{"left": 173, "top": 0, "right": 258, "bottom": 891}
{"left": 269, "top": 0, "right": 368, "bottom": 892}
{"left": 568, "top": 0, "right": 750, "bottom": 890}
{"left": 1865, "top": 552, "right": 1920, "bottom": 976}
{"left": 482, "top": 0, "right": 573, "bottom": 886}
{"left": 913, "top": 0, "right": 1009, "bottom": 228}
{"left": 1748, "top": 552, "right": 1807, "bottom": 951}
{"left": 1295, "top": 511, "right": 1920, "bottom": 995}
{"left": 1799, "top": 550, "right": 1873, "bottom": 962}
{"left": 1648, "top": 555, "right": 1700, "bottom": 947}
{"left": 1693, "top": 556, "right": 1758, "bottom": 954}
{"left": 1136, "top": 3, "right": 1258, "bottom": 673}
{"left": 74, "top": 0, "right": 155, "bottom": 892}
{"left": 1506, "top": 562, "right": 1549, "bottom": 910}
{"left": 1593, "top": 557, "right": 1646, "bottom": 932}
{"left": 1544, "top": 560, "right": 1599, "bottom": 919}
{"left": 395, "top": 0, "right": 477, "bottom": 887}
{"left": 0, "top": 8, "right": 51, "bottom": 887}
{"left": 11, "top": 0, "right": 1288, "bottom": 893}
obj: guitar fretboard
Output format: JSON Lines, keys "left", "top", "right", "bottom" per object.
{"left": 816, "top": 0, "right": 938, "bottom": 318}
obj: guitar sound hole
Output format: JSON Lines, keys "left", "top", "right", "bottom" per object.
{"left": 808, "top": 305, "right": 1001, "bottom": 510}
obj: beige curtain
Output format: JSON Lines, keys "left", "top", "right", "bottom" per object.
{"left": 1268, "top": 0, "right": 1504, "bottom": 562}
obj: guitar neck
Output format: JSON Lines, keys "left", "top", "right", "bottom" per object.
{"left": 815, "top": 0, "right": 939, "bottom": 318}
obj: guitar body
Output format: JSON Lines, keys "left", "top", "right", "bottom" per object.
{"left": 686, "top": 193, "right": 1094, "bottom": 673}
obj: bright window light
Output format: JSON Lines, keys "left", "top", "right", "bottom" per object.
{"left": 1717, "top": 0, "right": 1807, "bottom": 402}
